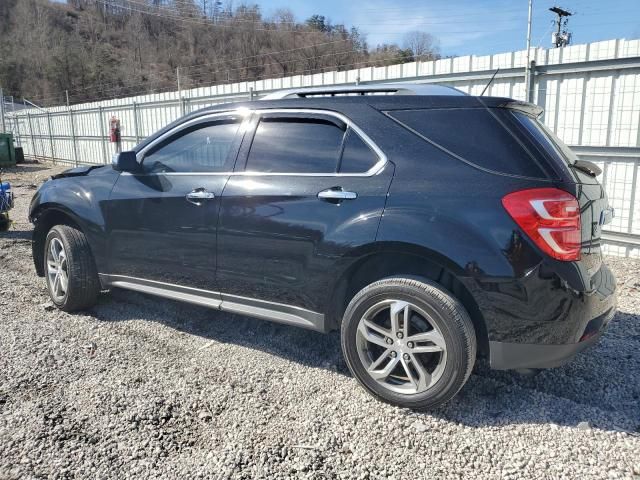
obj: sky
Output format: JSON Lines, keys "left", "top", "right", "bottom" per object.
{"left": 255, "top": 0, "right": 640, "bottom": 56}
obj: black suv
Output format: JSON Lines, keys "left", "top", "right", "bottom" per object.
{"left": 30, "top": 84, "right": 617, "bottom": 409}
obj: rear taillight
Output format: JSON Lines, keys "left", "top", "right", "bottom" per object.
{"left": 502, "top": 188, "right": 581, "bottom": 261}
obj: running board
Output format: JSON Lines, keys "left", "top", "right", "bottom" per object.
{"left": 99, "top": 274, "right": 326, "bottom": 332}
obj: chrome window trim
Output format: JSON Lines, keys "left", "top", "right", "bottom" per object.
{"left": 247, "top": 108, "right": 387, "bottom": 177}
{"left": 128, "top": 108, "right": 388, "bottom": 178}
{"left": 135, "top": 111, "right": 246, "bottom": 162}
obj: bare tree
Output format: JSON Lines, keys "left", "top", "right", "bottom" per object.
{"left": 402, "top": 30, "right": 440, "bottom": 60}
{"left": 0, "top": 0, "right": 440, "bottom": 105}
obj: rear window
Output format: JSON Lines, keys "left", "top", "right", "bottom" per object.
{"left": 512, "top": 112, "right": 578, "bottom": 167}
{"left": 387, "top": 108, "right": 552, "bottom": 178}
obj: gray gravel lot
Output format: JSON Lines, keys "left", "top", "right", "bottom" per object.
{"left": 0, "top": 162, "right": 639, "bottom": 479}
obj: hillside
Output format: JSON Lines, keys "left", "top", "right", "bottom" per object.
{"left": 0, "top": 0, "right": 439, "bottom": 107}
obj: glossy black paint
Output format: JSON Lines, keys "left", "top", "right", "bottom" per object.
{"left": 30, "top": 165, "right": 120, "bottom": 275}
{"left": 216, "top": 165, "right": 394, "bottom": 313}
{"left": 105, "top": 172, "right": 226, "bottom": 290}
{"left": 29, "top": 94, "right": 617, "bottom": 370}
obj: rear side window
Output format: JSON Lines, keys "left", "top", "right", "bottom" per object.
{"left": 246, "top": 117, "right": 345, "bottom": 173}
{"left": 339, "top": 129, "right": 379, "bottom": 173}
{"left": 387, "top": 108, "right": 550, "bottom": 178}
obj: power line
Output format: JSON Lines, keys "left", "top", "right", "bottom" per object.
{"left": 30, "top": 43, "right": 365, "bottom": 105}
{"left": 27, "top": 48, "right": 442, "bottom": 107}
{"left": 94, "top": 0, "right": 343, "bottom": 35}
{"left": 181, "top": 39, "right": 358, "bottom": 72}
{"left": 181, "top": 48, "right": 367, "bottom": 83}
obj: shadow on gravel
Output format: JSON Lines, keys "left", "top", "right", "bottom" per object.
{"left": 93, "top": 290, "right": 640, "bottom": 433}
{"left": 0, "top": 229, "right": 31, "bottom": 240}
{"left": 1, "top": 162, "right": 52, "bottom": 175}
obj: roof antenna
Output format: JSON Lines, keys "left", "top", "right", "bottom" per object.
{"left": 480, "top": 68, "right": 499, "bottom": 96}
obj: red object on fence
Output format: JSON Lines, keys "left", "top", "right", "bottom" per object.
{"left": 109, "top": 115, "right": 121, "bottom": 143}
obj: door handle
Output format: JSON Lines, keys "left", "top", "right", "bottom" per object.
{"left": 186, "top": 188, "right": 215, "bottom": 205}
{"left": 318, "top": 188, "right": 358, "bottom": 201}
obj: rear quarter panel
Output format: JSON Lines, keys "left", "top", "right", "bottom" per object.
{"left": 374, "top": 131, "right": 610, "bottom": 344}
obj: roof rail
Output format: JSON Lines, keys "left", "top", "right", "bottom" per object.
{"left": 260, "top": 83, "right": 466, "bottom": 100}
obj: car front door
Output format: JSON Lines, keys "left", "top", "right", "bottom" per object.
{"left": 105, "top": 113, "right": 244, "bottom": 292}
{"left": 216, "top": 110, "right": 394, "bottom": 323}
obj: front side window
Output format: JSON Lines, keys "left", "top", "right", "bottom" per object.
{"left": 143, "top": 120, "right": 240, "bottom": 173}
{"left": 245, "top": 117, "right": 346, "bottom": 173}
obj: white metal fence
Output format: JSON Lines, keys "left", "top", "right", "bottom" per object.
{"left": 3, "top": 38, "right": 640, "bottom": 254}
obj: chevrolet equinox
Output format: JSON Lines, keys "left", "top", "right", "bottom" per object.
{"left": 30, "top": 84, "right": 617, "bottom": 409}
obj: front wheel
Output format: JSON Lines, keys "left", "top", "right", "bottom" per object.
{"left": 341, "top": 277, "right": 476, "bottom": 410}
{"left": 44, "top": 224, "right": 100, "bottom": 312}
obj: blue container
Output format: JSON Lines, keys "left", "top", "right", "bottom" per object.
{"left": 0, "top": 181, "right": 12, "bottom": 213}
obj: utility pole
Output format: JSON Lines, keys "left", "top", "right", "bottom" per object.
{"left": 65, "top": 90, "right": 70, "bottom": 107}
{"left": 524, "top": 0, "right": 533, "bottom": 103}
{"left": 550, "top": 6, "right": 572, "bottom": 48}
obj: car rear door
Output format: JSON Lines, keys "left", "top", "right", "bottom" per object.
{"left": 216, "top": 110, "right": 394, "bottom": 319}
{"left": 105, "top": 113, "right": 244, "bottom": 292}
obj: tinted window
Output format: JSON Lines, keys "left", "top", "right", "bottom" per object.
{"left": 246, "top": 117, "right": 345, "bottom": 173}
{"left": 388, "top": 108, "right": 549, "bottom": 178}
{"left": 339, "top": 129, "right": 379, "bottom": 173}
{"left": 143, "top": 121, "right": 240, "bottom": 173}
{"left": 514, "top": 112, "right": 578, "bottom": 166}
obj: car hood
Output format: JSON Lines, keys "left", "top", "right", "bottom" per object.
{"left": 51, "top": 165, "right": 110, "bottom": 180}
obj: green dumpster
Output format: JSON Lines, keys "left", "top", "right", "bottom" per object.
{"left": 0, "top": 133, "right": 16, "bottom": 167}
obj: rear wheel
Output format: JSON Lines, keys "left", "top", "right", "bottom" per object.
{"left": 44, "top": 225, "right": 100, "bottom": 312}
{"left": 341, "top": 277, "right": 476, "bottom": 410}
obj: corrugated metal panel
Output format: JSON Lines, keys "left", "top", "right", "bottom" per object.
{"left": 5, "top": 38, "right": 640, "bottom": 254}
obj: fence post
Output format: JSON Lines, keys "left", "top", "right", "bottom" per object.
{"left": 133, "top": 101, "right": 140, "bottom": 143}
{"left": 26, "top": 111, "right": 36, "bottom": 160}
{"left": 69, "top": 107, "right": 78, "bottom": 167}
{"left": 36, "top": 113, "right": 47, "bottom": 162}
{"left": 47, "top": 112, "right": 56, "bottom": 163}
{"left": 12, "top": 98, "right": 21, "bottom": 146}
{"left": 99, "top": 107, "right": 108, "bottom": 164}
{"left": 628, "top": 163, "right": 639, "bottom": 234}
{"left": 0, "top": 87, "right": 5, "bottom": 133}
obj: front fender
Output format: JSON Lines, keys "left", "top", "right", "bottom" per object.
{"left": 30, "top": 170, "right": 119, "bottom": 274}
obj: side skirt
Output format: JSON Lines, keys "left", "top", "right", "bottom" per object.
{"left": 99, "top": 274, "right": 327, "bottom": 332}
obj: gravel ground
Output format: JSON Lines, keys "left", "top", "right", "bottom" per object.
{"left": 0, "top": 161, "right": 639, "bottom": 480}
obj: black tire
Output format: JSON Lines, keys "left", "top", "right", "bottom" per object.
{"left": 341, "top": 277, "right": 476, "bottom": 410}
{"left": 0, "top": 213, "right": 9, "bottom": 231}
{"left": 44, "top": 224, "right": 100, "bottom": 312}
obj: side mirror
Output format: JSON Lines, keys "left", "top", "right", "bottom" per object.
{"left": 112, "top": 151, "right": 140, "bottom": 172}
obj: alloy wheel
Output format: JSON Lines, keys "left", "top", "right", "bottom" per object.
{"left": 355, "top": 299, "right": 447, "bottom": 395}
{"left": 46, "top": 237, "right": 69, "bottom": 302}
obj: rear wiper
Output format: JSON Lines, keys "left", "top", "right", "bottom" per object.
{"left": 570, "top": 159, "right": 602, "bottom": 177}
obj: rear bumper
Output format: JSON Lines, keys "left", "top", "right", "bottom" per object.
{"left": 489, "top": 307, "right": 615, "bottom": 370}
